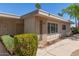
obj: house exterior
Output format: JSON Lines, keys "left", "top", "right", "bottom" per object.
{"left": 0, "top": 9, "right": 71, "bottom": 42}
{"left": 0, "top": 13, "right": 24, "bottom": 35}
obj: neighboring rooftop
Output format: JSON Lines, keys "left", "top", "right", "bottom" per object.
{"left": 0, "top": 13, "right": 20, "bottom": 19}
{"left": 0, "top": 9, "right": 70, "bottom": 23}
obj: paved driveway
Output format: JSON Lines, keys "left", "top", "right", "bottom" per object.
{"left": 0, "top": 41, "right": 9, "bottom": 56}
{"left": 37, "top": 34, "right": 79, "bottom": 56}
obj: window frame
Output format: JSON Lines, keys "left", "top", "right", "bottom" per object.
{"left": 48, "top": 22, "right": 58, "bottom": 34}
{"left": 62, "top": 25, "right": 66, "bottom": 30}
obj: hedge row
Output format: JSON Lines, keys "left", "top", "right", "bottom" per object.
{"left": 0, "top": 34, "right": 38, "bottom": 56}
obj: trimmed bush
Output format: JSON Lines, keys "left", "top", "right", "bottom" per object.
{"left": 14, "top": 34, "right": 38, "bottom": 56}
{"left": 0, "top": 35, "right": 14, "bottom": 54}
{"left": 72, "top": 28, "right": 79, "bottom": 34}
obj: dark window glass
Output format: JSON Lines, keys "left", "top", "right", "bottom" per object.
{"left": 48, "top": 23, "right": 50, "bottom": 34}
{"left": 48, "top": 23, "right": 58, "bottom": 34}
{"left": 62, "top": 25, "right": 66, "bottom": 30}
{"left": 55, "top": 24, "right": 58, "bottom": 32}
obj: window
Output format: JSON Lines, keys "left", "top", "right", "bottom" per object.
{"left": 48, "top": 23, "right": 58, "bottom": 34}
{"left": 62, "top": 25, "right": 66, "bottom": 30}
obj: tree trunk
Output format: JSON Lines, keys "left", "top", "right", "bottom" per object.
{"left": 78, "top": 20, "right": 79, "bottom": 28}
{"left": 75, "top": 18, "right": 77, "bottom": 28}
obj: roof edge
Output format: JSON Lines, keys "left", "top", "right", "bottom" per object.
{"left": 38, "top": 9, "right": 69, "bottom": 23}
{"left": 22, "top": 9, "right": 70, "bottom": 23}
{"left": 0, "top": 13, "right": 20, "bottom": 19}
{"left": 21, "top": 9, "right": 38, "bottom": 17}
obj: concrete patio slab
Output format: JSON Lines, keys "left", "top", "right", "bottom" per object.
{"left": 37, "top": 34, "right": 79, "bottom": 56}
{"left": 47, "top": 39, "right": 79, "bottom": 56}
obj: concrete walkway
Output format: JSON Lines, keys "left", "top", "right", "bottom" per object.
{"left": 37, "top": 34, "right": 79, "bottom": 56}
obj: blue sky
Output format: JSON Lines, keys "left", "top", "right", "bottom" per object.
{"left": 0, "top": 3, "right": 74, "bottom": 23}
{"left": 0, "top": 3, "right": 70, "bottom": 16}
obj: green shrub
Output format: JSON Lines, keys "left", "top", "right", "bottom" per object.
{"left": 0, "top": 35, "right": 14, "bottom": 54}
{"left": 14, "top": 34, "right": 38, "bottom": 56}
{"left": 72, "top": 28, "right": 79, "bottom": 34}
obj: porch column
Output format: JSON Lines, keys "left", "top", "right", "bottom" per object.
{"left": 41, "top": 20, "right": 47, "bottom": 41}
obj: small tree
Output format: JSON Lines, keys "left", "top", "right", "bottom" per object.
{"left": 62, "top": 3, "right": 79, "bottom": 28}
{"left": 35, "top": 3, "right": 41, "bottom": 9}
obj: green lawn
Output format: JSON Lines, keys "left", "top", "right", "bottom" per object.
{"left": 1, "top": 35, "right": 14, "bottom": 54}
